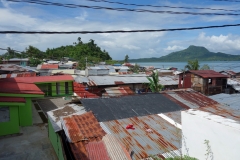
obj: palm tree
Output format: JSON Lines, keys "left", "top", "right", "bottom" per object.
{"left": 147, "top": 70, "right": 164, "bottom": 93}
{"left": 185, "top": 59, "right": 200, "bottom": 70}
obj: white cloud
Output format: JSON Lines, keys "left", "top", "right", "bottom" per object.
{"left": 164, "top": 45, "right": 184, "bottom": 51}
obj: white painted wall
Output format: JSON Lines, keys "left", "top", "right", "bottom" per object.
{"left": 182, "top": 109, "right": 240, "bottom": 160}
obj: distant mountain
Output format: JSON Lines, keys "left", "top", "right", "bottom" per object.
{"left": 129, "top": 45, "right": 240, "bottom": 62}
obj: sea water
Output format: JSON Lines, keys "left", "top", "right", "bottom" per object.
{"left": 136, "top": 61, "right": 240, "bottom": 72}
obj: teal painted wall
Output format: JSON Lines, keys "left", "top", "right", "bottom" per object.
{"left": 19, "top": 98, "right": 32, "bottom": 126}
{"left": 0, "top": 105, "right": 19, "bottom": 136}
{"left": 48, "top": 119, "right": 65, "bottom": 160}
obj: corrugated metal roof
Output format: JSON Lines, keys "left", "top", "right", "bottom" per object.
{"left": 0, "top": 72, "right": 36, "bottom": 78}
{"left": 74, "top": 76, "right": 89, "bottom": 83}
{"left": 189, "top": 70, "right": 229, "bottom": 78}
{"left": 81, "top": 94, "right": 184, "bottom": 122}
{"left": 41, "top": 64, "right": 58, "bottom": 69}
{"left": 87, "top": 76, "right": 149, "bottom": 86}
{"left": 102, "top": 134, "right": 132, "bottom": 160}
{"left": 209, "top": 93, "right": 240, "bottom": 111}
{"left": 165, "top": 90, "right": 219, "bottom": 109}
{"left": 50, "top": 69, "right": 75, "bottom": 75}
{"left": 74, "top": 82, "right": 99, "bottom": 98}
{"left": 0, "top": 97, "right": 25, "bottom": 103}
{"left": 85, "top": 141, "right": 111, "bottom": 160}
{"left": 159, "top": 76, "right": 178, "bottom": 86}
{"left": 103, "top": 87, "right": 134, "bottom": 97}
{"left": 227, "top": 78, "right": 240, "bottom": 91}
{"left": 61, "top": 111, "right": 106, "bottom": 143}
{"left": 47, "top": 104, "right": 86, "bottom": 132}
{"left": 101, "top": 114, "right": 182, "bottom": 159}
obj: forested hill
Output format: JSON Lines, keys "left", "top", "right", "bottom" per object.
{"left": 1, "top": 37, "right": 112, "bottom": 68}
{"left": 129, "top": 45, "right": 240, "bottom": 62}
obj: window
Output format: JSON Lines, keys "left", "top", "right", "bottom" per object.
{"left": 65, "top": 82, "right": 69, "bottom": 94}
{"left": 0, "top": 107, "right": 10, "bottom": 122}
{"left": 56, "top": 82, "right": 60, "bottom": 95}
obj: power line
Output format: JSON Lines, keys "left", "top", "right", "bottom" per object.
{"left": 6, "top": 0, "right": 240, "bottom": 16}
{"left": 85, "top": 0, "right": 240, "bottom": 12}
{"left": 1, "top": 23, "right": 240, "bottom": 34}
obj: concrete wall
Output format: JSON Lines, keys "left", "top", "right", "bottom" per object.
{"left": 0, "top": 105, "right": 19, "bottom": 136}
{"left": 19, "top": 97, "right": 32, "bottom": 126}
{"left": 48, "top": 119, "right": 65, "bottom": 160}
{"left": 182, "top": 109, "right": 240, "bottom": 160}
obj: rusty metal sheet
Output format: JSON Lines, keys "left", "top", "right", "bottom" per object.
{"left": 166, "top": 90, "right": 219, "bottom": 108}
{"left": 102, "top": 134, "right": 132, "bottom": 160}
{"left": 101, "top": 114, "right": 181, "bottom": 159}
{"left": 61, "top": 111, "right": 106, "bottom": 143}
{"left": 199, "top": 104, "right": 240, "bottom": 122}
{"left": 189, "top": 70, "right": 229, "bottom": 78}
{"left": 86, "top": 141, "right": 111, "bottom": 160}
{"left": 163, "top": 111, "right": 182, "bottom": 124}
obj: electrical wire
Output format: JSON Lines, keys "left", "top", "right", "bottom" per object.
{"left": 84, "top": 0, "right": 240, "bottom": 12}
{"left": 1, "top": 23, "right": 240, "bottom": 34}
{"left": 6, "top": 0, "right": 240, "bottom": 16}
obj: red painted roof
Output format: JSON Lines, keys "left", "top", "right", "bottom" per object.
{"left": 189, "top": 70, "right": 229, "bottom": 78}
{"left": 0, "top": 81, "right": 44, "bottom": 95}
{"left": 0, "top": 97, "right": 25, "bottom": 103}
{"left": 41, "top": 64, "right": 58, "bottom": 69}
{"left": 12, "top": 75, "right": 73, "bottom": 83}
{"left": 74, "top": 82, "right": 99, "bottom": 98}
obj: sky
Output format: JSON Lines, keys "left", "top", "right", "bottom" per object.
{"left": 1, "top": 0, "right": 240, "bottom": 60}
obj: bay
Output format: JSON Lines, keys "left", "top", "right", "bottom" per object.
{"left": 136, "top": 61, "right": 240, "bottom": 72}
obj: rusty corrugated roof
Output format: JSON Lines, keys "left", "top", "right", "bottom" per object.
{"left": 165, "top": 90, "right": 219, "bottom": 108}
{"left": 62, "top": 111, "right": 106, "bottom": 143}
{"left": 189, "top": 70, "right": 229, "bottom": 78}
{"left": 101, "top": 114, "right": 181, "bottom": 159}
{"left": 102, "top": 134, "right": 132, "bottom": 160}
{"left": 41, "top": 64, "right": 58, "bottom": 69}
{"left": 85, "top": 141, "right": 111, "bottom": 160}
{"left": 103, "top": 87, "right": 134, "bottom": 97}
{"left": 74, "top": 82, "right": 99, "bottom": 98}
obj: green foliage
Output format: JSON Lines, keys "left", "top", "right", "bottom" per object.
{"left": 147, "top": 70, "right": 164, "bottom": 92}
{"left": 105, "top": 60, "right": 119, "bottom": 65}
{"left": 124, "top": 54, "right": 129, "bottom": 63}
{"left": 29, "top": 57, "right": 42, "bottom": 66}
{"left": 129, "top": 64, "right": 140, "bottom": 73}
{"left": 129, "top": 45, "right": 240, "bottom": 62}
{"left": 3, "top": 37, "right": 112, "bottom": 68}
{"left": 204, "top": 140, "right": 213, "bottom": 160}
{"left": 201, "top": 64, "right": 210, "bottom": 70}
{"left": 185, "top": 59, "right": 200, "bottom": 70}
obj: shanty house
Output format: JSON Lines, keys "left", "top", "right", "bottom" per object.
{"left": 0, "top": 79, "right": 44, "bottom": 136}
{"left": 179, "top": 70, "right": 228, "bottom": 95}
{"left": 2, "top": 58, "right": 29, "bottom": 66}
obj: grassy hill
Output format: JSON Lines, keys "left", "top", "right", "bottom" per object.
{"left": 129, "top": 45, "right": 240, "bottom": 62}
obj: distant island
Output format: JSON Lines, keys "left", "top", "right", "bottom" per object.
{"left": 129, "top": 45, "right": 240, "bottom": 62}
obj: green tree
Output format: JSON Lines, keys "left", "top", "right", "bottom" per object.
{"left": 124, "top": 54, "right": 129, "bottom": 63}
{"left": 185, "top": 59, "right": 200, "bottom": 70}
{"left": 201, "top": 64, "right": 210, "bottom": 70}
{"left": 147, "top": 70, "right": 164, "bottom": 93}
